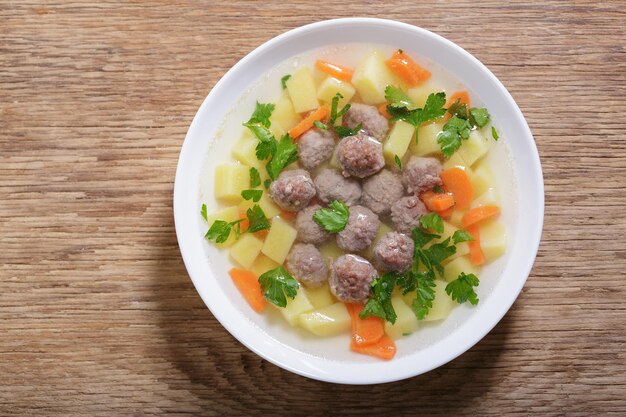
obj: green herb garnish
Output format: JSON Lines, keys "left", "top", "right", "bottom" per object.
{"left": 266, "top": 134, "right": 298, "bottom": 180}
{"left": 241, "top": 189, "right": 263, "bottom": 202}
{"left": 492, "top": 126, "right": 499, "bottom": 141}
{"left": 469, "top": 107, "right": 490, "bottom": 128}
{"left": 445, "top": 272, "right": 480, "bottom": 305}
{"left": 200, "top": 203, "right": 207, "bottom": 221}
{"left": 246, "top": 204, "right": 271, "bottom": 233}
{"left": 281, "top": 74, "right": 291, "bottom": 89}
{"left": 360, "top": 273, "right": 398, "bottom": 323}
{"left": 394, "top": 155, "right": 402, "bottom": 169}
{"left": 204, "top": 219, "right": 244, "bottom": 244}
{"left": 420, "top": 212, "right": 444, "bottom": 234}
{"left": 313, "top": 120, "right": 328, "bottom": 130}
{"left": 249, "top": 167, "right": 261, "bottom": 188}
{"left": 312, "top": 200, "right": 349, "bottom": 233}
{"left": 263, "top": 179, "right": 271, "bottom": 189}
{"left": 258, "top": 266, "right": 299, "bottom": 307}
{"left": 385, "top": 87, "right": 447, "bottom": 129}
{"left": 437, "top": 116, "right": 471, "bottom": 158}
{"left": 452, "top": 229, "right": 474, "bottom": 244}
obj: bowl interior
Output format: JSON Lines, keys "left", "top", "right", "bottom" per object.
{"left": 174, "top": 18, "right": 543, "bottom": 384}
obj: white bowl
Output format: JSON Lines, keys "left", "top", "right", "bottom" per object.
{"left": 174, "top": 18, "right": 544, "bottom": 384}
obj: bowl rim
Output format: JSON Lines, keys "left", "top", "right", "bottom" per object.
{"left": 174, "top": 17, "right": 544, "bottom": 384}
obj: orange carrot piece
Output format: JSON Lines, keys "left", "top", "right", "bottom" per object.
{"left": 385, "top": 50, "right": 431, "bottom": 87}
{"left": 350, "top": 335, "right": 397, "bottom": 360}
{"left": 315, "top": 60, "right": 354, "bottom": 82}
{"left": 229, "top": 268, "right": 267, "bottom": 313}
{"left": 346, "top": 303, "right": 385, "bottom": 347}
{"left": 466, "top": 225, "right": 485, "bottom": 266}
{"left": 420, "top": 191, "right": 455, "bottom": 212}
{"left": 440, "top": 168, "right": 474, "bottom": 210}
{"left": 288, "top": 106, "right": 330, "bottom": 139}
{"left": 437, "top": 206, "right": 454, "bottom": 219}
{"left": 378, "top": 102, "right": 391, "bottom": 119}
{"left": 461, "top": 205, "right": 501, "bottom": 228}
{"left": 280, "top": 210, "right": 297, "bottom": 222}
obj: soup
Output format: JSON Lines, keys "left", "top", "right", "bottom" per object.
{"left": 200, "top": 46, "right": 506, "bottom": 361}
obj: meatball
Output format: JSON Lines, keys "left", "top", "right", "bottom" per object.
{"left": 336, "top": 205, "right": 381, "bottom": 252}
{"left": 403, "top": 156, "right": 443, "bottom": 194}
{"left": 336, "top": 133, "right": 385, "bottom": 179}
{"left": 373, "top": 232, "right": 415, "bottom": 272}
{"left": 269, "top": 169, "right": 316, "bottom": 212}
{"left": 297, "top": 128, "right": 336, "bottom": 171}
{"left": 390, "top": 196, "right": 428, "bottom": 234}
{"left": 295, "top": 204, "right": 331, "bottom": 245}
{"left": 285, "top": 243, "right": 328, "bottom": 288}
{"left": 329, "top": 254, "right": 377, "bottom": 303}
{"left": 342, "top": 103, "right": 390, "bottom": 141}
{"left": 314, "top": 168, "right": 362, "bottom": 206}
{"left": 361, "top": 169, "right": 405, "bottom": 215}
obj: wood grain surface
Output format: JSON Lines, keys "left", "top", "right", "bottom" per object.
{"left": 1, "top": 1, "right": 625, "bottom": 415}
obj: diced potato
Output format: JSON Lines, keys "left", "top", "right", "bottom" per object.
{"left": 410, "top": 121, "right": 444, "bottom": 157}
{"left": 269, "top": 120, "right": 286, "bottom": 138}
{"left": 279, "top": 287, "right": 314, "bottom": 326}
{"left": 480, "top": 220, "right": 506, "bottom": 262}
{"left": 285, "top": 67, "right": 319, "bottom": 113}
{"left": 423, "top": 280, "right": 456, "bottom": 322}
{"left": 329, "top": 147, "right": 341, "bottom": 169}
{"left": 214, "top": 163, "right": 250, "bottom": 202}
{"left": 298, "top": 302, "right": 351, "bottom": 336}
{"left": 250, "top": 254, "right": 279, "bottom": 277}
{"left": 204, "top": 206, "right": 240, "bottom": 248}
{"left": 319, "top": 240, "right": 342, "bottom": 264}
{"left": 457, "top": 129, "right": 492, "bottom": 167}
{"left": 471, "top": 187, "right": 499, "bottom": 209}
{"left": 351, "top": 51, "right": 398, "bottom": 104}
{"left": 442, "top": 152, "right": 468, "bottom": 171}
{"left": 232, "top": 133, "right": 259, "bottom": 167}
{"left": 384, "top": 296, "right": 419, "bottom": 339}
{"left": 237, "top": 193, "right": 281, "bottom": 219}
{"left": 407, "top": 79, "right": 446, "bottom": 108}
{"left": 306, "top": 284, "right": 336, "bottom": 309}
{"left": 443, "top": 256, "right": 480, "bottom": 282}
{"left": 270, "top": 93, "right": 302, "bottom": 132}
{"left": 449, "top": 209, "right": 466, "bottom": 228}
{"left": 364, "top": 222, "right": 393, "bottom": 258}
{"left": 261, "top": 216, "right": 297, "bottom": 264}
{"left": 229, "top": 233, "right": 264, "bottom": 269}
{"left": 383, "top": 120, "right": 415, "bottom": 163}
{"left": 317, "top": 76, "right": 356, "bottom": 107}
{"left": 469, "top": 162, "right": 495, "bottom": 197}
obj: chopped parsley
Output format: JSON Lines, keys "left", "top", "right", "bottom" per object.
{"left": 200, "top": 203, "right": 207, "bottom": 221}
{"left": 313, "top": 120, "right": 328, "bottom": 130}
{"left": 204, "top": 219, "right": 244, "bottom": 244}
{"left": 245, "top": 204, "right": 271, "bottom": 233}
{"left": 492, "top": 126, "right": 499, "bottom": 141}
{"left": 394, "top": 155, "right": 402, "bottom": 169}
{"left": 445, "top": 272, "right": 480, "bottom": 305}
{"left": 333, "top": 123, "right": 362, "bottom": 139}
{"left": 432, "top": 184, "right": 445, "bottom": 194}
{"left": 266, "top": 134, "right": 298, "bottom": 180}
{"left": 324, "top": 93, "right": 361, "bottom": 139}
{"left": 437, "top": 116, "right": 471, "bottom": 158}
{"left": 281, "top": 74, "right": 291, "bottom": 89}
{"left": 452, "top": 229, "right": 474, "bottom": 244}
{"left": 359, "top": 273, "right": 398, "bottom": 323}
{"left": 469, "top": 107, "right": 490, "bottom": 128}
{"left": 385, "top": 87, "right": 447, "bottom": 129}
{"left": 258, "top": 266, "right": 299, "bottom": 307}
{"left": 263, "top": 179, "right": 271, "bottom": 189}
{"left": 420, "top": 212, "right": 444, "bottom": 234}
{"left": 241, "top": 189, "right": 263, "bottom": 202}
{"left": 312, "top": 200, "right": 349, "bottom": 233}
{"left": 246, "top": 101, "right": 274, "bottom": 128}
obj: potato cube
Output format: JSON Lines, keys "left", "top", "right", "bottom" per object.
{"left": 407, "top": 80, "right": 446, "bottom": 108}
{"left": 351, "top": 51, "right": 398, "bottom": 104}
{"left": 443, "top": 256, "right": 480, "bottom": 282}
{"left": 270, "top": 93, "right": 302, "bottom": 132}
{"left": 204, "top": 206, "right": 240, "bottom": 248}
{"left": 214, "top": 163, "right": 250, "bottom": 202}
{"left": 480, "top": 220, "right": 506, "bottom": 263}
{"left": 383, "top": 120, "right": 415, "bottom": 163}
{"left": 279, "top": 286, "right": 314, "bottom": 326}
{"left": 384, "top": 296, "right": 419, "bottom": 339}
{"left": 285, "top": 67, "right": 319, "bottom": 113}
{"left": 469, "top": 162, "right": 495, "bottom": 197}
{"left": 423, "top": 280, "right": 456, "bottom": 322}
{"left": 229, "top": 233, "right": 264, "bottom": 269}
{"left": 449, "top": 209, "right": 466, "bottom": 228}
{"left": 410, "top": 121, "right": 444, "bottom": 157}
{"left": 232, "top": 133, "right": 260, "bottom": 168}
{"left": 457, "top": 129, "right": 492, "bottom": 167}
{"left": 261, "top": 216, "right": 297, "bottom": 264}
{"left": 269, "top": 120, "right": 286, "bottom": 138}
{"left": 306, "top": 284, "right": 336, "bottom": 309}
{"left": 442, "top": 152, "right": 468, "bottom": 171}
{"left": 250, "top": 254, "right": 279, "bottom": 278}
{"left": 471, "top": 187, "right": 499, "bottom": 209}
{"left": 317, "top": 77, "right": 356, "bottom": 107}
{"left": 298, "top": 302, "right": 351, "bottom": 336}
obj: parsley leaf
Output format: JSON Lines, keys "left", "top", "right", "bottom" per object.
{"left": 411, "top": 270, "right": 437, "bottom": 319}
{"left": 423, "top": 237, "right": 456, "bottom": 274}
{"left": 360, "top": 273, "right": 398, "bottom": 323}
{"left": 491, "top": 126, "right": 499, "bottom": 141}
{"left": 263, "top": 179, "right": 271, "bottom": 189}
{"left": 334, "top": 123, "right": 362, "bottom": 139}
{"left": 246, "top": 204, "right": 271, "bottom": 233}
{"left": 432, "top": 184, "right": 445, "bottom": 194}
{"left": 411, "top": 227, "right": 440, "bottom": 249}
{"left": 249, "top": 167, "right": 261, "bottom": 188}
{"left": 445, "top": 272, "right": 480, "bottom": 305}
{"left": 394, "top": 155, "right": 402, "bottom": 169}
{"left": 205, "top": 220, "right": 233, "bottom": 244}
{"left": 266, "top": 134, "right": 298, "bottom": 180}
{"left": 385, "top": 88, "right": 447, "bottom": 132}
{"left": 312, "top": 200, "right": 349, "bottom": 233}
{"left": 258, "top": 265, "right": 299, "bottom": 308}
{"left": 437, "top": 115, "right": 471, "bottom": 158}
{"left": 385, "top": 85, "right": 415, "bottom": 110}
{"left": 313, "top": 120, "right": 328, "bottom": 130}
{"left": 247, "top": 102, "right": 274, "bottom": 128}
{"left": 201, "top": 203, "right": 207, "bottom": 221}
{"left": 281, "top": 74, "right": 291, "bottom": 90}
{"left": 329, "top": 93, "right": 351, "bottom": 126}
{"left": 243, "top": 102, "right": 277, "bottom": 160}
{"left": 452, "top": 229, "right": 474, "bottom": 244}
{"left": 406, "top": 92, "right": 447, "bottom": 126}
{"left": 241, "top": 189, "right": 263, "bottom": 202}
{"left": 447, "top": 98, "right": 468, "bottom": 119}
{"left": 469, "top": 107, "right": 490, "bottom": 128}
{"left": 420, "top": 212, "right": 444, "bottom": 234}
{"left": 254, "top": 137, "right": 276, "bottom": 160}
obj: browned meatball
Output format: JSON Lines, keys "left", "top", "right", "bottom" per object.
{"left": 297, "top": 128, "right": 336, "bottom": 171}
{"left": 361, "top": 169, "right": 405, "bottom": 215}
{"left": 342, "top": 103, "right": 390, "bottom": 141}
{"left": 295, "top": 204, "right": 331, "bottom": 245}
{"left": 402, "top": 156, "right": 443, "bottom": 194}
{"left": 336, "top": 133, "right": 385, "bottom": 179}
{"left": 269, "top": 169, "right": 316, "bottom": 212}
{"left": 336, "top": 205, "right": 381, "bottom": 252}
{"left": 329, "top": 254, "right": 377, "bottom": 303}
{"left": 390, "top": 196, "right": 428, "bottom": 234}
{"left": 373, "top": 232, "right": 415, "bottom": 272}
{"left": 314, "top": 168, "right": 361, "bottom": 206}
{"left": 285, "top": 243, "right": 328, "bottom": 288}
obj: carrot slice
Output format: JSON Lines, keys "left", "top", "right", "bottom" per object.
{"left": 420, "top": 190, "right": 455, "bottom": 212}
{"left": 346, "top": 303, "right": 385, "bottom": 347}
{"left": 461, "top": 205, "right": 501, "bottom": 228}
{"left": 315, "top": 60, "right": 354, "bottom": 82}
{"left": 350, "top": 335, "right": 397, "bottom": 360}
{"left": 280, "top": 209, "right": 297, "bottom": 222}
{"left": 378, "top": 102, "right": 391, "bottom": 119}
{"left": 466, "top": 225, "right": 485, "bottom": 266}
{"left": 288, "top": 106, "right": 329, "bottom": 139}
{"left": 440, "top": 168, "right": 474, "bottom": 210}
{"left": 437, "top": 206, "right": 454, "bottom": 219}
{"left": 228, "top": 268, "right": 267, "bottom": 313}
{"left": 385, "top": 50, "right": 431, "bottom": 87}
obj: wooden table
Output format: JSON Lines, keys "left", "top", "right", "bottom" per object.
{"left": 2, "top": 1, "right": 625, "bottom": 415}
